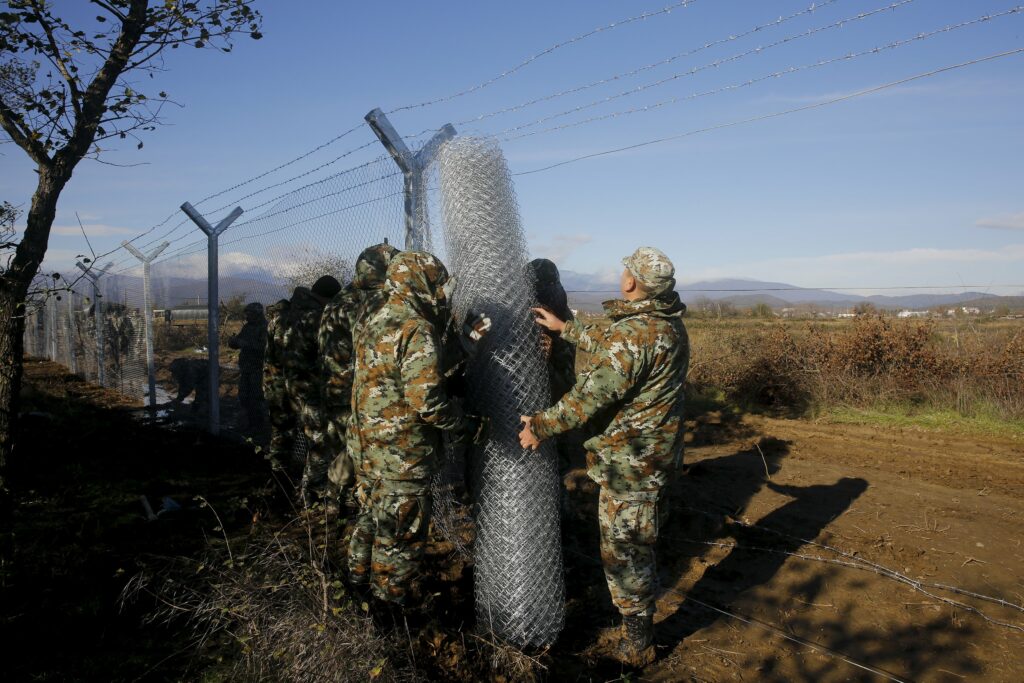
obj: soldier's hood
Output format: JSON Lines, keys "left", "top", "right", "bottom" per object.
{"left": 602, "top": 289, "right": 686, "bottom": 320}
{"left": 353, "top": 242, "right": 400, "bottom": 291}
{"left": 289, "top": 286, "right": 323, "bottom": 311}
{"left": 385, "top": 251, "right": 451, "bottom": 323}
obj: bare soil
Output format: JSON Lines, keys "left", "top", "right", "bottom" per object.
{"left": 6, "top": 359, "right": 1023, "bottom": 681}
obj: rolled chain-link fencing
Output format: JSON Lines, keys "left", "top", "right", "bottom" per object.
{"left": 430, "top": 136, "right": 565, "bottom": 649}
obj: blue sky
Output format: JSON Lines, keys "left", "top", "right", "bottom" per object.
{"left": 3, "top": 0, "right": 1023, "bottom": 295}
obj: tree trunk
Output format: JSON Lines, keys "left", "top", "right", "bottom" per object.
{"left": 0, "top": 165, "right": 68, "bottom": 547}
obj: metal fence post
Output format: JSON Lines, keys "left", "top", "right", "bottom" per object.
{"left": 365, "top": 108, "right": 455, "bottom": 250}
{"left": 122, "top": 240, "right": 170, "bottom": 410}
{"left": 76, "top": 261, "right": 111, "bottom": 385}
{"left": 46, "top": 297, "right": 56, "bottom": 361}
{"left": 65, "top": 289, "right": 77, "bottom": 374}
{"left": 180, "top": 203, "right": 244, "bottom": 436}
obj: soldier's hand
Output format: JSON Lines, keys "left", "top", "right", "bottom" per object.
{"left": 519, "top": 415, "right": 542, "bottom": 451}
{"left": 463, "top": 311, "right": 492, "bottom": 342}
{"left": 471, "top": 415, "right": 490, "bottom": 446}
{"left": 531, "top": 307, "right": 566, "bottom": 335}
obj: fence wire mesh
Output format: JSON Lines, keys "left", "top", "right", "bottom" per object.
{"left": 431, "top": 136, "right": 565, "bottom": 649}
{"left": 23, "top": 135, "right": 567, "bottom": 650}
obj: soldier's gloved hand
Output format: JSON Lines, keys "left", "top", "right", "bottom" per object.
{"left": 539, "top": 331, "right": 553, "bottom": 360}
{"left": 452, "top": 414, "right": 490, "bottom": 449}
{"left": 459, "top": 310, "right": 492, "bottom": 355}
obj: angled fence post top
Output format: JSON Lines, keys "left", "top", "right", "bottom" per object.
{"left": 365, "top": 108, "right": 456, "bottom": 251}
{"left": 121, "top": 240, "right": 169, "bottom": 264}
{"left": 75, "top": 259, "right": 113, "bottom": 282}
{"left": 181, "top": 202, "right": 243, "bottom": 237}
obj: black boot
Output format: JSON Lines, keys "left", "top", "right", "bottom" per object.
{"left": 618, "top": 613, "right": 655, "bottom": 666}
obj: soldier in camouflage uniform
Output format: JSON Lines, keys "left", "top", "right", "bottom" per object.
{"left": 520, "top": 247, "right": 689, "bottom": 665}
{"left": 229, "top": 302, "right": 268, "bottom": 433}
{"left": 347, "top": 251, "right": 487, "bottom": 606}
{"left": 283, "top": 276, "right": 342, "bottom": 507}
{"left": 263, "top": 299, "right": 293, "bottom": 464}
{"left": 318, "top": 242, "right": 399, "bottom": 493}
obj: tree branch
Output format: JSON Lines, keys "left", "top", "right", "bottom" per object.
{"left": 34, "top": 11, "right": 83, "bottom": 118}
{"left": 0, "top": 101, "right": 50, "bottom": 165}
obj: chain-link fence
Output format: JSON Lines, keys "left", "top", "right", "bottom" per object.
{"left": 23, "top": 132, "right": 566, "bottom": 649}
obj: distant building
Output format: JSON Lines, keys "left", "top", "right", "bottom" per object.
{"left": 836, "top": 312, "right": 855, "bottom": 319}
{"left": 897, "top": 310, "right": 929, "bottom": 318}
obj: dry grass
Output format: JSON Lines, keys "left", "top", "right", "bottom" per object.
{"left": 123, "top": 509, "right": 424, "bottom": 683}
{"left": 685, "top": 316, "right": 1024, "bottom": 426}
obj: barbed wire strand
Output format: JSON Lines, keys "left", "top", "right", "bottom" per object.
{"left": 514, "top": 46, "right": 1024, "bottom": 175}
{"left": 106, "top": 1, "right": 709, "bottom": 259}
{"left": 504, "top": 7, "right": 1024, "bottom": 141}
{"left": 399, "top": 0, "right": 847, "bottom": 140}
{"left": 462, "top": 0, "right": 894, "bottom": 133}
{"left": 565, "top": 547, "right": 909, "bottom": 682}
{"left": 386, "top": 0, "right": 703, "bottom": 114}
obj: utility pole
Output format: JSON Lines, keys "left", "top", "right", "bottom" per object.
{"left": 180, "top": 203, "right": 243, "bottom": 436}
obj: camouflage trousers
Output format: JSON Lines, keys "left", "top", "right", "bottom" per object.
{"left": 290, "top": 396, "right": 330, "bottom": 505}
{"left": 598, "top": 486, "right": 664, "bottom": 617}
{"left": 347, "top": 478, "right": 431, "bottom": 605}
{"left": 265, "top": 382, "right": 296, "bottom": 464}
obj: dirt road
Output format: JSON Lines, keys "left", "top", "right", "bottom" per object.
{"left": 597, "top": 415, "right": 1024, "bottom": 682}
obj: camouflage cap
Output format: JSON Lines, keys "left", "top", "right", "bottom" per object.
{"left": 622, "top": 247, "right": 676, "bottom": 295}
{"left": 386, "top": 251, "right": 451, "bottom": 319}
{"left": 353, "top": 242, "right": 400, "bottom": 291}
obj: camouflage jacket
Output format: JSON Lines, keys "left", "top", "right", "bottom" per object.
{"left": 350, "top": 252, "right": 474, "bottom": 482}
{"left": 263, "top": 301, "right": 289, "bottom": 390}
{"left": 321, "top": 242, "right": 399, "bottom": 421}
{"left": 532, "top": 292, "right": 690, "bottom": 493}
{"left": 230, "top": 318, "right": 267, "bottom": 372}
{"left": 282, "top": 288, "right": 326, "bottom": 406}
{"left": 318, "top": 285, "right": 358, "bottom": 415}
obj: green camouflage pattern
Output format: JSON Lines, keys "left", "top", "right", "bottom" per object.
{"left": 319, "top": 243, "right": 398, "bottom": 486}
{"left": 622, "top": 246, "right": 676, "bottom": 296}
{"left": 347, "top": 479, "right": 431, "bottom": 604}
{"left": 348, "top": 251, "right": 477, "bottom": 603}
{"left": 263, "top": 300, "right": 295, "bottom": 460}
{"left": 599, "top": 488, "right": 660, "bottom": 617}
{"left": 531, "top": 291, "right": 690, "bottom": 494}
{"left": 282, "top": 287, "right": 330, "bottom": 501}
{"left": 349, "top": 251, "right": 475, "bottom": 483}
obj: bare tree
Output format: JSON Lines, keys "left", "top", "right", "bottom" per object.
{"left": 0, "top": 1, "right": 262, "bottom": 527}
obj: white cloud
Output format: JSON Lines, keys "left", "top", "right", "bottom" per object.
{"left": 13, "top": 223, "right": 137, "bottom": 237}
{"left": 976, "top": 212, "right": 1024, "bottom": 231}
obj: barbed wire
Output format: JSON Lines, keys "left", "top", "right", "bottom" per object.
{"left": 513, "top": 47, "right": 1024, "bottom": 175}
{"left": 494, "top": 0, "right": 914, "bottom": 137}
{"left": 464, "top": 0, "right": 895, "bottom": 135}
{"left": 399, "top": 0, "right": 847, "bottom": 140}
{"left": 503, "top": 6, "right": 1024, "bottom": 141}
{"left": 104, "top": 1, "right": 709, "bottom": 260}
{"left": 385, "top": 0, "right": 703, "bottom": 115}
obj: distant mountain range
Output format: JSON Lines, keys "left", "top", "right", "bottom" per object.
{"left": 559, "top": 272, "right": 1022, "bottom": 313}
{"left": 104, "top": 269, "right": 1022, "bottom": 314}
